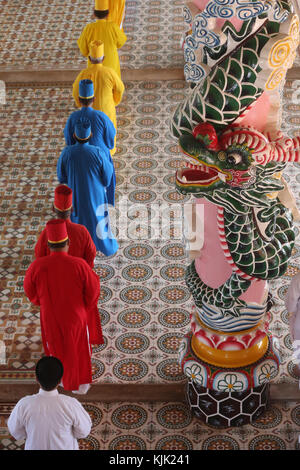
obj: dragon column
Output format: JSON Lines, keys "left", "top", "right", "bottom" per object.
{"left": 171, "top": 0, "right": 300, "bottom": 426}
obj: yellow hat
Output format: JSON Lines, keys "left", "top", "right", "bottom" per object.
{"left": 89, "top": 40, "right": 104, "bottom": 59}
{"left": 95, "top": 0, "right": 109, "bottom": 10}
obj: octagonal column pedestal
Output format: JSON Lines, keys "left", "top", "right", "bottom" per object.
{"left": 179, "top": 332, "right": 280, "bottom": 427}
{"left": 187, "top": 380, "right": 270, "bottom": 427}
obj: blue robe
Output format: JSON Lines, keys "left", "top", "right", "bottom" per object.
{"left": 57, "top": 142, "right": 119, "bottom": 256}
{"left": 64, "top": 107, "right": 116, "bottom": 206}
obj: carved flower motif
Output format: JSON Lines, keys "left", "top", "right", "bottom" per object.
{"left": 184, "top": 362, "right": 203, "bottom": 385}
{"left": 258, "top": 363, "right": 277, "bottom": 384}
{"left": 217, "top": 373, "right": 244, "bottom": 392}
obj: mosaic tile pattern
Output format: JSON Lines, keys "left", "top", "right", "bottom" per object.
{"left": 0, "top": 80, "right": 194, "bottom": 385}
{"left": 0, "top": 400, "right": 299, "bottom": 450}
{"left": 0, "top": 0, "right": 185, "bottom": 71}
{"left": 1, "top": 79, "right": 300, "bottom": 386}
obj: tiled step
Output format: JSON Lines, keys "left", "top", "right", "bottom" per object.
{"left": 0, "top": 67, "right": 184, "bottom": 85}
{"left": 0, "top": 67, "right": 299, "bottom": 84}
{"left": 0, "top": 68, "right": 185, "bottom": 83}
{"left": 0, "top": 381, "right": 299, "bottom": 404}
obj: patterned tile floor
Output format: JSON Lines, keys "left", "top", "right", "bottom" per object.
{"left": 1, "top": 0, "right": 300, "bottom": 454}
{"left": 1, "top": 79, "right": 300, "bottom": 388}
{"left": 0, "top": 79, "right": 195, "bottom": 385}
{"left": 0, "top": 0, "right": 185, "bottom": 71}
{"left": 0, "top": 400, "right": 299, "bottom": 450}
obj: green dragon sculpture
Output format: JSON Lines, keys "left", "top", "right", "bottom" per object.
{"left": 173, "top": 0, "right": 300, "bottom": 426}
{"left": 171, "top": 0, "right": 300, "bottom": 319}
{"left": 177, "top": 123, "right": 299, "bottom": 316}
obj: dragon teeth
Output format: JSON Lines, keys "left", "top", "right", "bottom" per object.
{"left": 185, "top": 162, "right": 205, "bottom": 170}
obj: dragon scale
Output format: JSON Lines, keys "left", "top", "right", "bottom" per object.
{"left": 219, "top": 203, "right": 295, "bottom": 280}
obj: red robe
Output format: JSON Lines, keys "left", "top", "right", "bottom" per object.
{"left": 35, "top": 219, "right": 96, "bottom": 268}
{"left": 24, "top": 252, "right": 103, "bottom": 391}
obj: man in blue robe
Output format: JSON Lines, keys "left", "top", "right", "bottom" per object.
{"left": 57, "top": 117, "right": 119, "bottom": 257}
{"left": 64, "top": 79, "right": 116, "bottom": 206}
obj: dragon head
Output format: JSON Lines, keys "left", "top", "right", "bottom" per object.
{"left": 176, "top": 123, "right": 300, "bottom": 196}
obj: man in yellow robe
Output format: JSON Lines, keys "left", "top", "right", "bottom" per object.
{"left": 77, "top": 0, "right": 127, "bottom": 78}
{"left": 73, "top": 41, "right": 125, "bottom": 156}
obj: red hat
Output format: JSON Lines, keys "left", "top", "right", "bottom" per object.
{"left": 46, "top": 219, "right": 68, "bottom": 244}
{"left": 54, "top": 185, "right": 73, "bottom": 211}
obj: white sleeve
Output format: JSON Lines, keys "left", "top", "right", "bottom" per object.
{"left": 285, "top": 275, "right": 300, "bottom": 314}
{"left": 7, "top": 401, "right": 27, "bottom": 441}
{"left": 72, "top": 401, "right": 92, "bottom": 439}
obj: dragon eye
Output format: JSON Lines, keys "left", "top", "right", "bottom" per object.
{"left": 227, "top": 153, "right": 242, "bottom": 165}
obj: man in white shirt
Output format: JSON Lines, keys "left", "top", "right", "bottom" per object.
{"left": 285, "top": 272, "right": 300, "bottom": 378}
{"left": 7, "top": 356, "right": 92, "bottom": 450}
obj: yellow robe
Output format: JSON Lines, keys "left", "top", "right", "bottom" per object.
{"left": 77, "top": 19, "right": 127, "bottom": 78}
{"left": 108, "top": 0, "right": 126, "bottom": 28}
{"left": 73, "top": 63, "right": 125, "bottom": 155}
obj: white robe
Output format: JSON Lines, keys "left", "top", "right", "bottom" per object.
{"left": 7, "top": 388, "right": 91, "bottom": 450}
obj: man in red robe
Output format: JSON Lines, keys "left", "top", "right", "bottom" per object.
{"left": 35, "top": 185, "right": 96, "bottom": 268}
{"left": 24, "top": 219, "right": 103, "bottom": 394}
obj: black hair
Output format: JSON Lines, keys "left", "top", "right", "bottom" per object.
{"left": 53, "top": 206, "right": 72, "bottom": 220}
{"left": 74, "top": 134, "right": 91, "bottom": 144}
{"left": 36, "top": 357, "right": 64, "bottom": 391}
{"left": 89, "top": 56, "right": 103, "bottom": 64}
{"left": 47, "top": 239, "right": 69, "bottom": 250}
{"left": 94, "top": 9, "right": 109, "bottom": 19}
{"left": 79, "top": 97, "right": 95, "bottom": 107}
